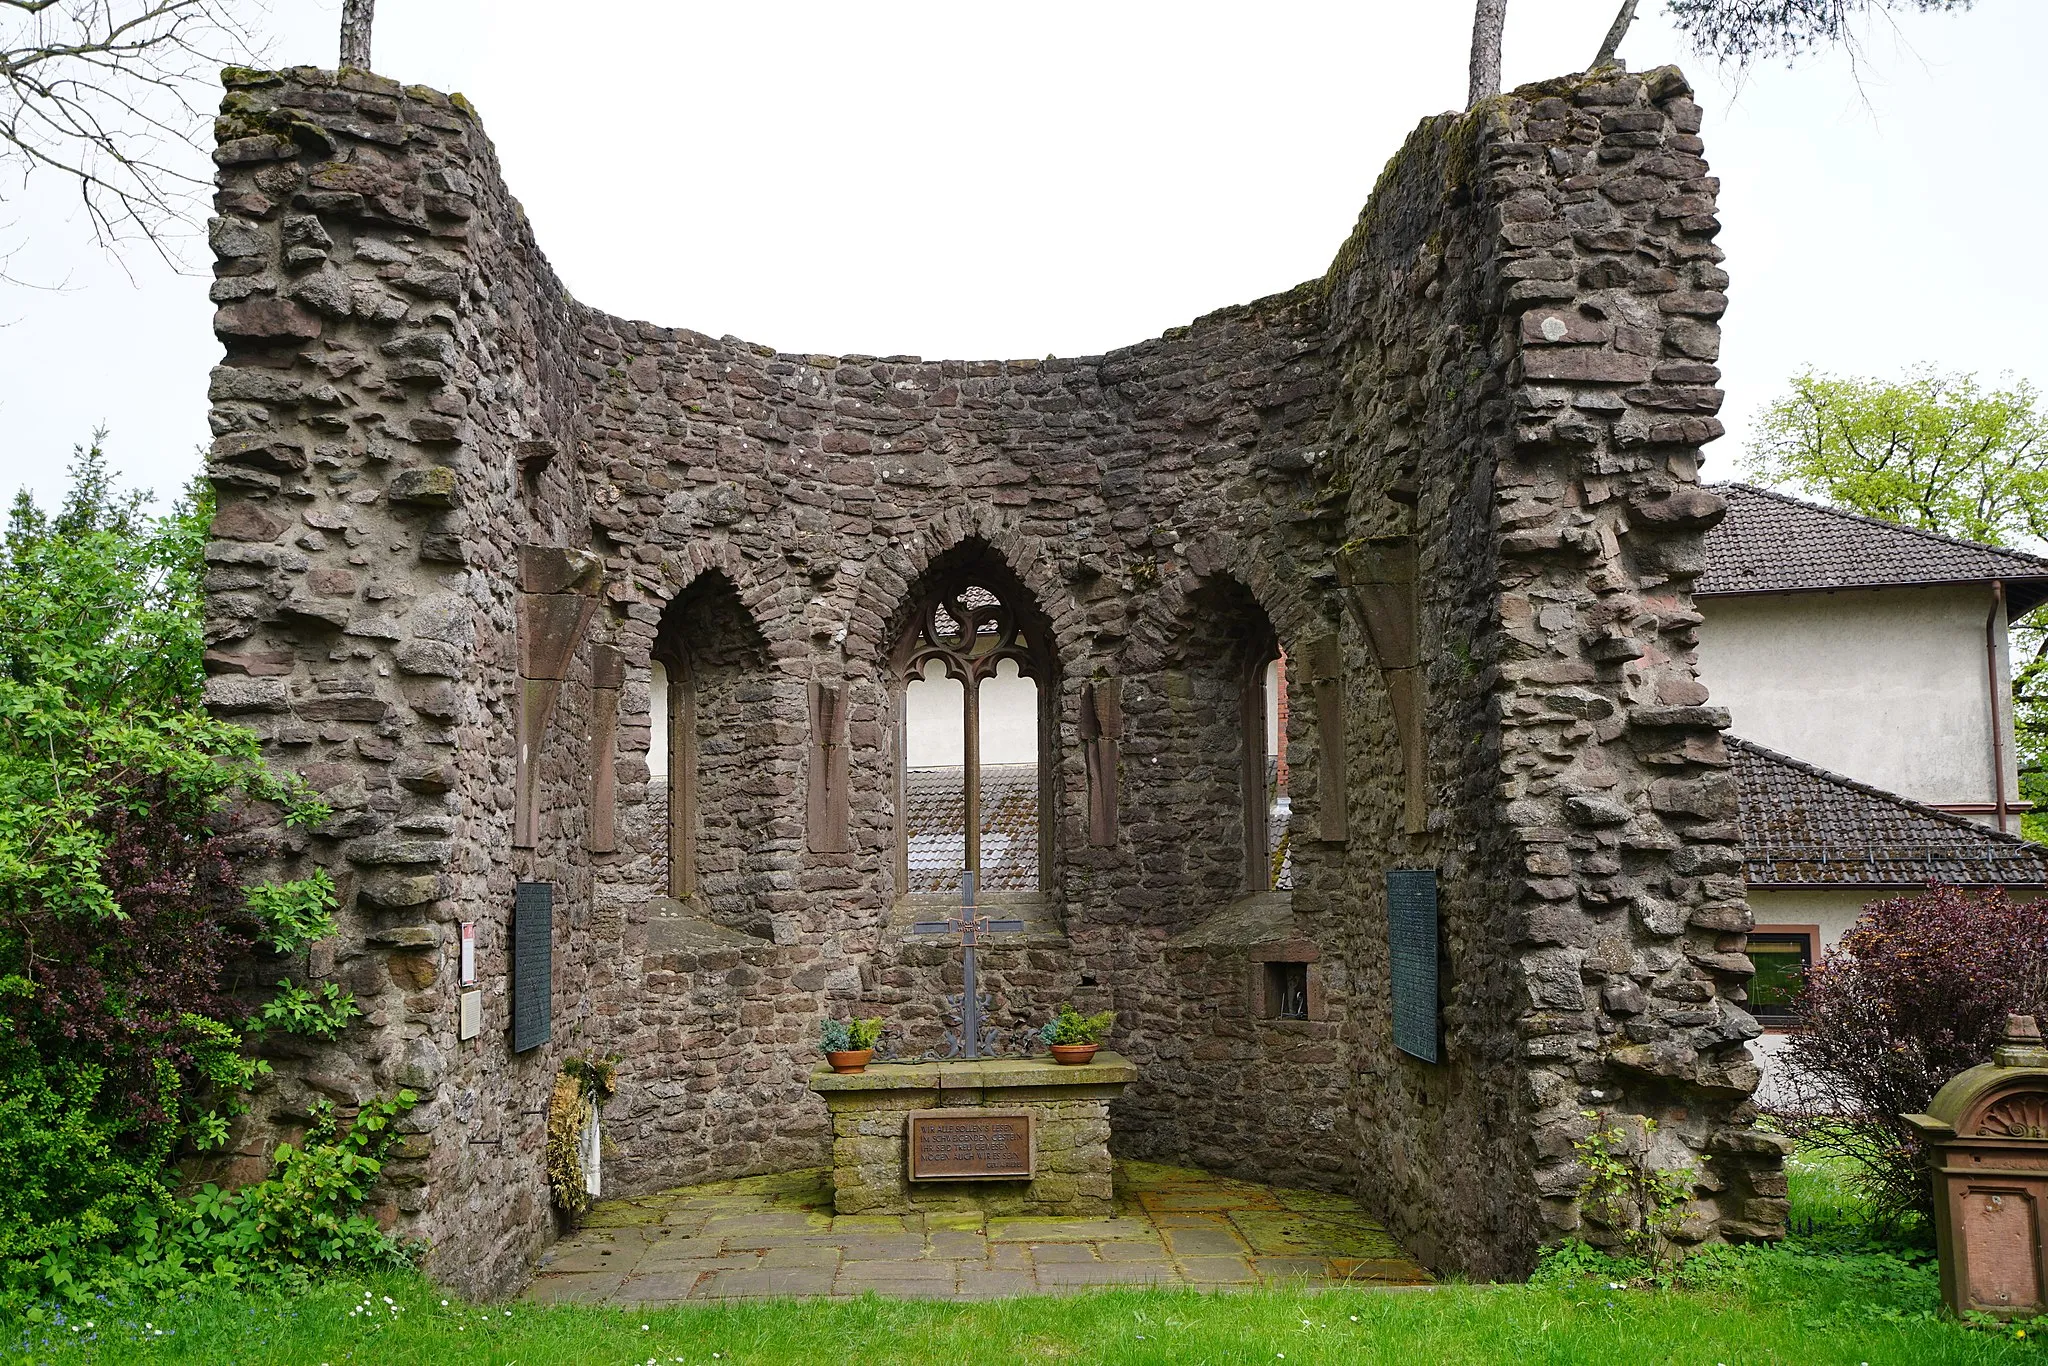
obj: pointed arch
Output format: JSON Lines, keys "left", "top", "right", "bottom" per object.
{"left": 844, "top": 502, "right": 1085, "bottom": 684}
{"left": 648, "top": 569, "right": 778, "bottom": 935}
{"left": 886, "top": 537, "right": 1061, "bottom": 899}
{"left": 1121, "top": 572, "right": 1286, "bottom": 917}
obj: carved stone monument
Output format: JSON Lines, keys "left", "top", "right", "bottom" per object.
{"left": 1907, "top": 1014, "right": 2048, "bottom": 1320}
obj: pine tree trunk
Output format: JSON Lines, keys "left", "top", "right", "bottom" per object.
{"left": 1468, "top": 0, "right": 1507, "bottom": 108}
{"left": 340, "top": 0, "right": 374, "bottom": 70}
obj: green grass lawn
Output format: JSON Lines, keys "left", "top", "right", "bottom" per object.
{"left": 9, "top": 1153, "right": 2043, "bottom": 1366}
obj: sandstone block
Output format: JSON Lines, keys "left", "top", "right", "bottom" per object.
{"left": 387, "top": 467, "right": 459, "bottom": 507}
{"left": 1629, "top": 705, "right": 1730, "bottom": 731}
{"left": 1520, "top": 349, "right": 1652, "bottom": 383}
{"left": 1564, "top": 794, "right": 1631, "bottom": 826}
{"left": 359, "top": 871, "right": 448, "bottom": 908}
{"left": 370, "top": 923, "right": 441, "bottom": 950}
{"left": 214, "top": 296, "right": 323, "bottom": 339}
{"left": 211, "top": 432, "right": 307, "bottom": 472}
{"left": 345, "top": 835, "right": 451, "bottom": 867}
{"left": 205, "top": 676, "right": 290, "bottom": 713}
{"left": 396, "top": 639, "right": 466, "bottom": 677}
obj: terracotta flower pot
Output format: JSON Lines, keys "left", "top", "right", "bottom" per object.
{"left": 826, "top": 1048, "right": 873, "bottom": 1074}
{"left": 1049, "top": 1043, "right": 1100, "bottom": 1066}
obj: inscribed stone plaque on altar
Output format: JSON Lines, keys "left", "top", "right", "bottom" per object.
{"left": 1388, "top": 868, "right": 1440, "bottom": 1063}
{"left": 907, "top": 1110, "right": 1036, "bottom": 1181}
{"left": 511, "top": 881, "right": 553, "bottom": 1053}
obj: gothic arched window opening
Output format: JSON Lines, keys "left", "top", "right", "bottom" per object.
{"left": 1125, "top": 576, "right": 1286, "bottom": 924}
{"left": 646, "top": 573, "right": 775, "bottom": 937}
{"left": 894, "top": 558, "right": 1055, "bottom": 899}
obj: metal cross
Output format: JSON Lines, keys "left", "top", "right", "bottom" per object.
{"left": 911, "top": 870, "right": 1023, "bottom": 1060}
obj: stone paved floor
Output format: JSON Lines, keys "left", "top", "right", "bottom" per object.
{"left": 522, "top": 1160, "right": 1431, "bottom": 1304}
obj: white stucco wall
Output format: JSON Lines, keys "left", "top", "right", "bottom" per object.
{"left": 904, "top": 659, "right": 1038, "bottom": 768}
{"left": 1695, "top": 585, "right": 2014, "bottom": 812}
{"left": 649, "top": 659, "right": 668, "bottom": 781}
{"left": 1263, "top": 659, "right": 1281, "bottom": 762}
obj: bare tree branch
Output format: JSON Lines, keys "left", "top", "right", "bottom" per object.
{"left": 1468, "top": 0, "right": 1506, "bottom": 108}
{"left": 1663, "top": 0, "right": 1976, "bottom": 68}
{"left": 0, "top": 1, "right": 264, "bottom": 272}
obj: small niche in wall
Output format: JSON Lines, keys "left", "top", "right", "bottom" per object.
{"left": 1249, "top": 941, "right": 1320, "bottom": 1022}
{"left": 1264, "top": 961, "right": 1309, "bottom": 1020}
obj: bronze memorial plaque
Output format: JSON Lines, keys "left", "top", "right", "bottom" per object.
{"left": 907, "top": 1110, "right": 1036, "bottom": 1181}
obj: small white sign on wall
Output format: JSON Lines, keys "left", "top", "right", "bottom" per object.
{"left": 460, "top": 921, "right": 476, "bottom": 985}
{"left": 458, "top": 989, "right": 482, "bottom": 1041}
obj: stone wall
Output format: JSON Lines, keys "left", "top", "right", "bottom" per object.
{"left": 200, "top": 60, "right": 1780, "bottom": 1297}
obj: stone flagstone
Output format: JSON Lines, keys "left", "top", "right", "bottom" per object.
{"left": 522, "top": 1161, "right": 1431, "bottom": 1304}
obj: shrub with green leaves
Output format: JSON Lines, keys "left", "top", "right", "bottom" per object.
{"left": 19, "top": 1090, "right": 422, "bottom": 1308}
{"left": 1573, "top": 1111, "right": 1695, "bottom": 1266}
{"left": 0, "top": 445, "right": 351, "bottom": 1302}
{"left": 1039, "top": 1005, "right": 1114, "bottom": 1046}
{"left": 251, "top": 980, "right": 361, "bottom": 1043}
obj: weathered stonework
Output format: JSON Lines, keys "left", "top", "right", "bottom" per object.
{"left": 200, "top": 60, "right": 1783, "bottom": 1297}
{"left": 809, "top": 1056, "right": 1136, "bottom": 1217}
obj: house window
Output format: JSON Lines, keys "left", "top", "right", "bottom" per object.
{"left": 1748, "top": 927, "right": 1817, "bottom": 1026}
{"left": 897, "top": 571, "right": 1052, "bottom": 896}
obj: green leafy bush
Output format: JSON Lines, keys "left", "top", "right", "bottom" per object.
{"left": 147, "top": 1091, "right": 421, "bottom": 1279}
{"left": 0, "top": 446, "right": 359, "bottom": 1304}
{"left": 0, "top": 1058, "right": 177, "bottom": 1286}
{"left": 251, "top": 980, "right": 361, "bottom": 1043}
{"left": 13, "top": 1090, "right": 422, "bottom": 1309}
{"left": 1039, "top": 1005, "right": 1114, "bottom": 1046}
{"left": 244, "top": 873, "right": 340, "bottom": 956}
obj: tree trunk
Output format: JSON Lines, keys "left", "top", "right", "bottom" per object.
{"left": 1593, "top": 0, "right": 1639, "bottom": 68}
{"left": 1468, "top": 0, "right": 1507, "bottom": 108}
{"left": 340, "top": 0, "right": 375, "bottom": 70}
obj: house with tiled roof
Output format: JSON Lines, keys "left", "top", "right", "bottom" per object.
{"left": 1697, "top": 485, "right": 2048, "bottom": 1065}
{"left": 1701, "top": 484, "right": 2048, "bottom": 830}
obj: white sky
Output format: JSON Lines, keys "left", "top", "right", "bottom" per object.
{"left": 2, "top": 0, "right": 2042, "bottom": 511}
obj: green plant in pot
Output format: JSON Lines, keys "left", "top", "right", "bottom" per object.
{"left": 820, "top": 1017, "right": 885, "bottom": 1073}
{"left": 1040, "top": 1005, "right": 1114, "bottom": 1064}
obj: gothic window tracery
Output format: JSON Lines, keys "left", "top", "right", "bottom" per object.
{"left": 896, "top": 574, "right": 1052, "bottom": 896}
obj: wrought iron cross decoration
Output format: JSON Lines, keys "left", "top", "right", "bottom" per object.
{"left": 911, "top": 870, "right": 1023, "bottom": 1060}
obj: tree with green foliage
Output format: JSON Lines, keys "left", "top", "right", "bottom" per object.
{"left": 0, "top": 442, "right": 408, "bottom": 1306}
{"left": 1741, "top": 367, "right": 2048, "bottom": 840}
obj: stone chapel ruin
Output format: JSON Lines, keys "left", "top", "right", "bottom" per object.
{"left": 199, "top": 59, "right": 1785, "bottom": 1296}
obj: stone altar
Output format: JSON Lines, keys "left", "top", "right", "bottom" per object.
{"left": 809, "top": 1055, "right": 1136, "bottom": 1216}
